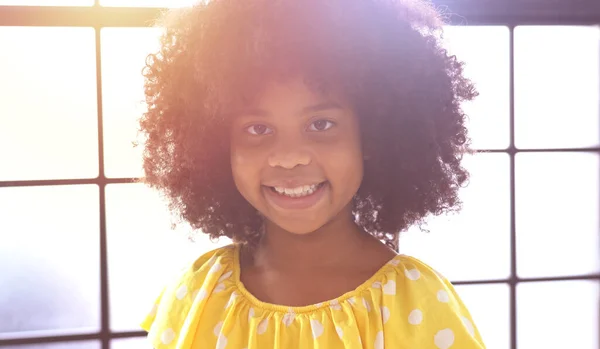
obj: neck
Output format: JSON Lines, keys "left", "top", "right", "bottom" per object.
{"left": 252, "top": 208, "right": 370, "bottom": 271}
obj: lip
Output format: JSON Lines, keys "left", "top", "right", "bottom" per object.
{"left": 262, "top": 181, "right": 328, "bottom": 210}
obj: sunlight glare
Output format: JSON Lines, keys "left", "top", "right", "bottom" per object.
{"left": 0, "top": 0, "right": 93, "bottom": 5}
{"left": 100, "top": 0, "right": 200, "bottom": 8}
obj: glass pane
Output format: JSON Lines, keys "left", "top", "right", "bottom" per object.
{"left": 100, "top": 0, "right": 198, "bottom": 7}
{"left": 454, "top": 284, "right": 510, "bottom": 349}
{"left": 0, "top": 185, "right": 100, "bottom": 335}
{"left": 0, "top": 27, "right": 98, "bottom": 181}
{"left": 516, "top": 152, "right": 600, "bottom": 278}
{"left": 111, "top": 337, "right": 149, "bottom": 349}
{"left": 518, "top": 280, "right": 599, "bottom": 349}
{"left": 106, "top": 183, "right": 231, "bottom": 331}
{"left": 0, "top": 0, "right": 92, "bottom": 5}
{"left": 0, "top": 341, "right": 100, "bottom": 349}
{"left": 514, "top": 26, "right": 600, "bottom": 149}
{"left": 442, "top": 26, "right": 510, "bottom": 150}
{"left": 399, "top": 153, "right": 511, "bottom": 281}
{"left": 101, "top": 27, "right": 163, "bottom": 178}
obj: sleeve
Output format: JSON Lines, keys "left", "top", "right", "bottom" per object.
{"left": 141, "top": 286, "right": 166, "bottom": 333}
{"left": 139, "top": 267, "right": 196, "bottom": 349}
{"left": 400, "top": 256, "right": 487, "bottom": 349}
{"left": 139, "top": 247, "right": 228, "bottom": 348}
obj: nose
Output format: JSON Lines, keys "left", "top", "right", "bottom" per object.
{"left": 267, "top": 140, "right": 311, "bottom": 169}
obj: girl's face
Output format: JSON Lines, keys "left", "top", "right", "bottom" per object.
{"left": 230, "top": 78, "right": 364, "bottom": 235}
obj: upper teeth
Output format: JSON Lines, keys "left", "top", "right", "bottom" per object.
{"left": 274, "top": 184, "right": 319, "bottom": 197}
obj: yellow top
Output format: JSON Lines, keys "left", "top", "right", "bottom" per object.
{"left": 141, "top": 244, "right": 486, "bottom": 349}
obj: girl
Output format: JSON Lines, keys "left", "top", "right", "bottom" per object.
{"left": 139, "top": 0, "right": 485, "bottom": 348}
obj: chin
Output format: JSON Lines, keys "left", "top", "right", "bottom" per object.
{"left": 268, "top": 216, "right": 328, "bottom": 236}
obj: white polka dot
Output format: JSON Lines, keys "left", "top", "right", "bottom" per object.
{"left": 225, "top": 292, "right": 237, "bottom": 309}
{"left": 336, "top": 326, "right": 343, "bottom": 339}
{"left": 207, "top": 255, "right": 217, "bottom": 267}
{"left": 214, "top": 283, "right": 226, "bottom": 293}
{"left": 405, "top": 268, "right": 421, "bottom": 280}
{"left": 381, "top": 306, "right": 390, "bottom": 324}
{"left": 199, "top": 289, "right": 207, "bottom": 300}
{"left": 209, "top": 262, "right": 222, "bottom": 274}
{"left": 372, "top": 281, "right": 382, "bottom": 288}
{"left": 388, "top": 259, "right": 401, "bottom": 266}
{"left": 330, "top": 300, "right": 342, "bottom": 311}
{"left": 257, "top": 318, "right": 269, "bottom": 334}
{"left": 382, "top": 280, "right": 396, "bottom": 295}
{"left": 218, "top": 270, "right": 233, "bottom": 282}
{"left": 315, "top": 303, "right": 323, "bottom": 308}
{"left": 462, "top": 316, "right": 475, "bottom": 336}
{"left": 348, "top": 297, "right": 357, "bottom": 306}
{"left": 192, "top": 288, "right": 207, "bottom": 301}
{"left": 216, "top": 334, "right": 228, "bottom": 349}
{"left": 148, "top": 303, "right": 158, "bottom": 317}
{"left": 248, "top": 308, "right": 255, "bottom": 323}
{"left": 160, "top": 328, "right": 176, "bottom": 345}
{"left": 362, "top": 298, "right": 371, "bottom": 312}
{"left": 310, "top": 319, "right": 324, "bottom": 339}
{"left": 282, "top": 311, "right": 295, "bottom": 327}
{"left": 214, "top": 321, "right": 224, "bottom": 336}
{"left": 408, "top": 309, "right": 423, "bottom": 325}
{"left": 437, "top": 290, "right": 450, "bottom": 303}
{"left": 175, "top": 285, "right": 188, "bottom": 300}
{"left": 434, "top": 328, "right": 455, "bottom": 349}
{"left": 374, "top": 331, "right": 384, "bottom": 349}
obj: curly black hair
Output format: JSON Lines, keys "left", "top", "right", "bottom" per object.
{"left": 138, "top": 0, "right": 477, "bottom": 247}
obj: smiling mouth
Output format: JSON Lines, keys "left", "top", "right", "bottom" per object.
{"left": 266, "top": 182, "right": 327, "bottom": 198}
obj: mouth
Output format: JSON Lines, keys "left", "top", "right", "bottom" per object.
{"left": 268, "top": 182, "right": 327, "bottom": 198}
{"left": 262, "top": 181, "right": 329, "bottom": 210}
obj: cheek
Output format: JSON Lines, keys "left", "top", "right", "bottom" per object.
{"left": 318, "top": 137, "right": 364, "bottom": 187}
{"left": 230, "top": 148, "right": 261, "bottom": 193}
{"left": 334, "top": 150, "right": 364, "bottom": 182}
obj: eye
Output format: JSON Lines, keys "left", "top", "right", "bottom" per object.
{"left": 308, "top": 119, "right": 334, "bottom": 132}
{"left": 245, "top": 124, "right": 273, "bottom": 135}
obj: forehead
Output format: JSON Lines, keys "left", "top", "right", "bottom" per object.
{"left": 243, "top": 77, "right": 348, "bottom": 111}
{"left": 256, "top": 78, "right": 323, "bottom": 103}
{"left": 223, "top": 74, "right": 355, "bottom": 122}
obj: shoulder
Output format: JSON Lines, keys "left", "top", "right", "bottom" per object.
{"left": 382, "top": 254, "right": 486, "bottom": 348}
{"left": 163, "top": 244, "right": 236, "bottom": 296}
{"left": 394, "top": 254, "right": 452, "bottom": 288}
{"left": 140, "top": 244, "right": 238, "bottom": 344}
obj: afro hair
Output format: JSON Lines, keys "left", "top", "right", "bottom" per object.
{"left": 139, "top": 0, "right": 477, "bottom": 248}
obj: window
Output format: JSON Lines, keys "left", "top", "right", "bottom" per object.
{"left": 0, "top": 1, "right": 93, "bottom": 5}
{"left": 1, "top": 3, "right": 599, "bottom": 349}
{"left": 399, "top": 23, "right": 600, "bottom": 349}
{"left": 0, "top": 27, "right": 98, "bottom": 181}
{"left": 99, "top": 0, "right": 198, "bottom": 7}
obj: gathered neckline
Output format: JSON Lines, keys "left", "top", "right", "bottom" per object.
{"left": 230, "top": 244, "right": 401, "bottom": 314}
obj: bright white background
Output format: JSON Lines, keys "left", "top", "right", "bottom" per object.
{"left": 0, "top": 7, "right": 598, "bottom": 349}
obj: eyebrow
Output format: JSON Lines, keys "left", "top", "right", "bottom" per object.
{"left": 238, "top": 101, "right": 343, "bottom": 117}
